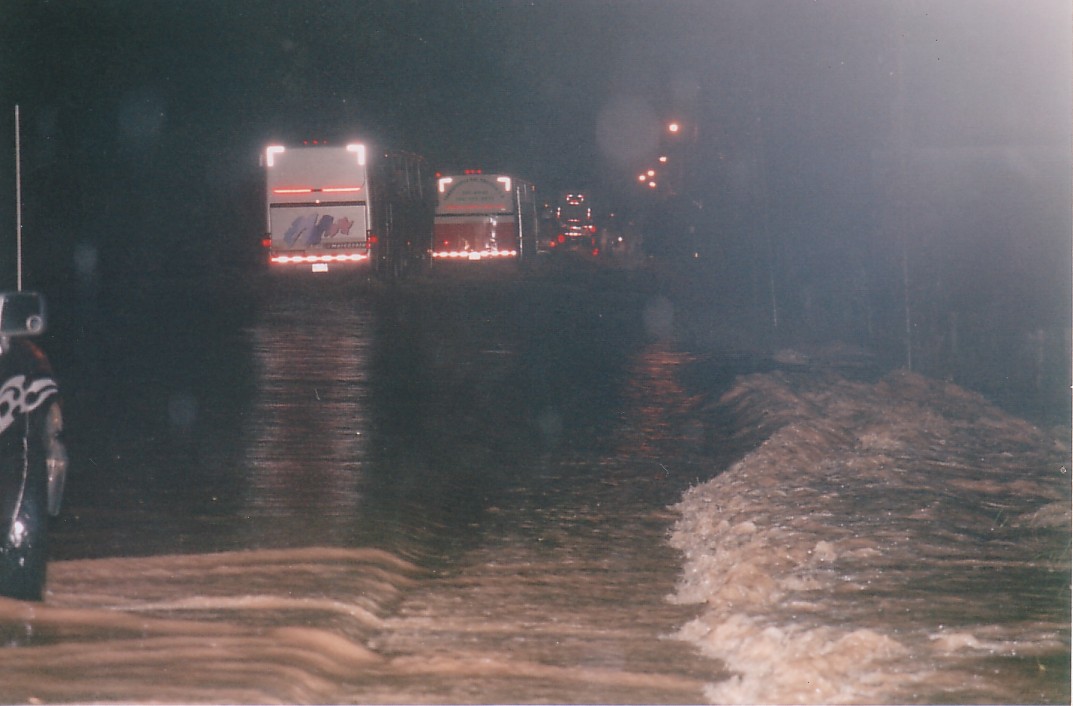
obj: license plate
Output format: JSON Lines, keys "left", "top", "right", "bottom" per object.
{"left": 312, "top": 263, "right": 329, "bottom": 273}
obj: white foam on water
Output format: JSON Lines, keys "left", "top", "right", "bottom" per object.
{"left": 669, "top": 370, "right": 1070, "bottom": 704}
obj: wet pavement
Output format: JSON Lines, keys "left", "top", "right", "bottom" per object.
{"left": 1, "top": 262, "right": 1067, "bottom": 703}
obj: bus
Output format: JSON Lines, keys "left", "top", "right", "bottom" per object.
{"left": 432, "top": 171, "right": 539, "bottom": 263}
{"left": 261, "top": 142, "right": 435, "bottom": 277}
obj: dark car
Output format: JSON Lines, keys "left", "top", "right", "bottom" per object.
{"left": 0, "top": 291, "right": 67, "bottom": 601}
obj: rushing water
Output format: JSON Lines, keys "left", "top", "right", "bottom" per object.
{"left": 670, "top": 368, "right": 1070, "bottom": 704}
{"left": 1, "top": 265, "right": 1067, "bottom": 703}
{"left": 3, "top": 268, "right": 734, "bottom": 702}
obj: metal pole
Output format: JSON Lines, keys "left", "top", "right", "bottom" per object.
{"left": 514, "top": 183, "right": 524, "bottom": 259}
{"left": 894, "top": 11, "right": 913, "bottom": 370}
{"left": 15, "top": 104, "right": 23, "bottom": 291}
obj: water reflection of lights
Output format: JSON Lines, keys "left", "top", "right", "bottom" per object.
{"left": 240, "top": 297, "right": 373, "bottom": 543}
{"left": 619, "top": 344, "right": 701, "bottom": 462}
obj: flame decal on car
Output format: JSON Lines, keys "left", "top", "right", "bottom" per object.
{"left": 0, "top": 375, "right": 59, "bottom": 436}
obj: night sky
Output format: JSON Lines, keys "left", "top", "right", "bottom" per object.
{"left": 0, "top": 1, "right": 1070, "bottom": 349}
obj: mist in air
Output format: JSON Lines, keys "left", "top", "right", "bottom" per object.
{"left": 0, "top": 0, "right": 1068, "bottom": 406}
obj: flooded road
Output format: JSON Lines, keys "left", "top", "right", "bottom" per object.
{"left": 1, "top": 263, "right": 1067, "bottom": 703}
{"left": 4, "top": 264, "right": 743, "bottom": 702}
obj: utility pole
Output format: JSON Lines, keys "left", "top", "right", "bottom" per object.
{"left": 894, "top": 9, "right": 913, "bottom": 370}
{"left": 15, "top": 105, "right": 23, "bottom": 291}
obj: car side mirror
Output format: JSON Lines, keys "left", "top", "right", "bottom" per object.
{"left": 0, "top": 291, "right": 47, "bottom": 337}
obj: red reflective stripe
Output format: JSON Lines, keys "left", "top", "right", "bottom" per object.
{"left": 270, "top": 252, "right": 370, "bottom": 264}
{"left": 431, "top": 250, "right": 517, "bottom": 259}
{"left": 273, "top": 186, "right": 363, "bottom": 194}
